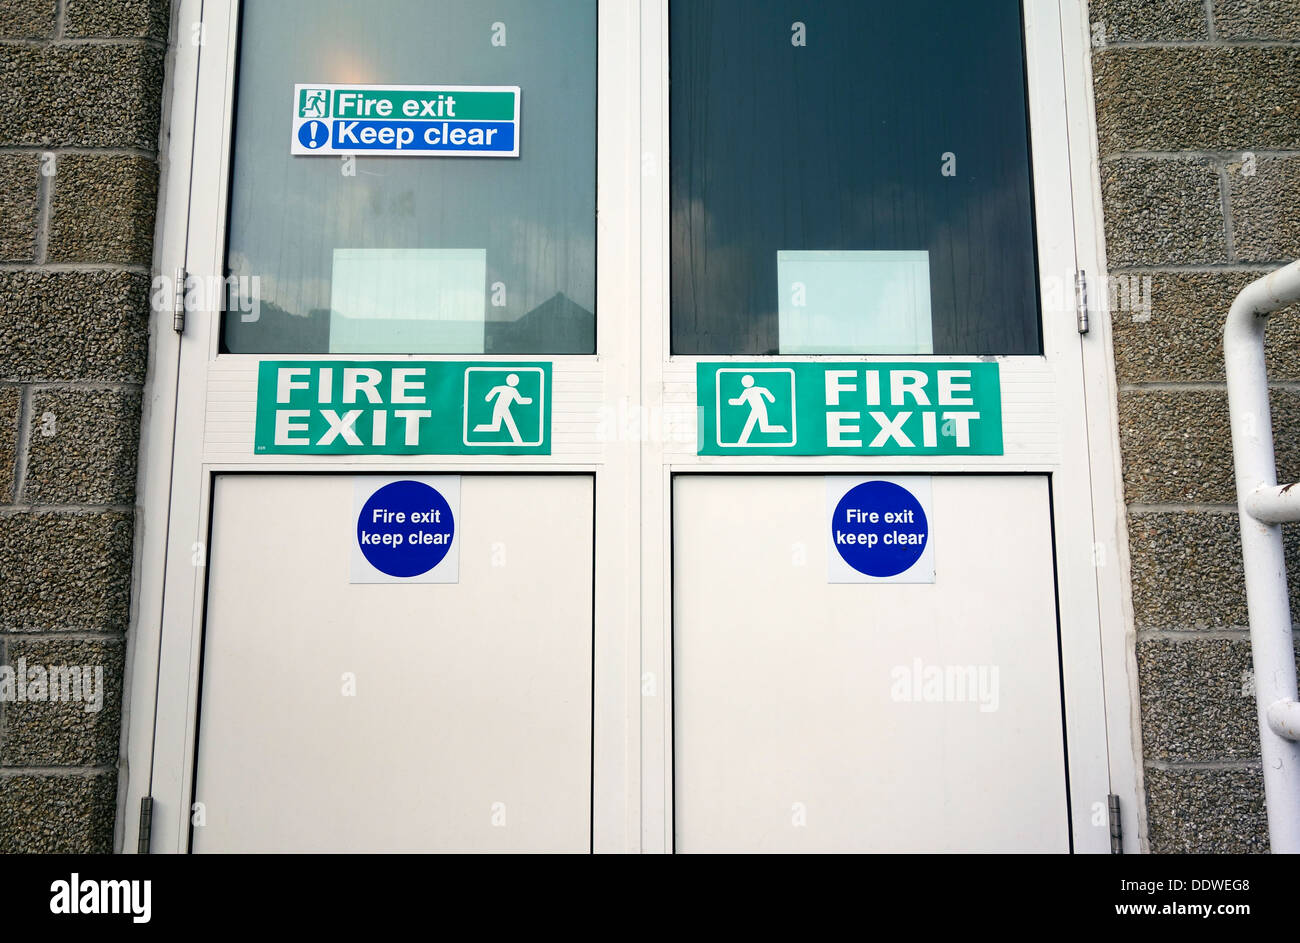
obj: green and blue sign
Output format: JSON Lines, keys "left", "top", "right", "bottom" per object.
{"left": 292, "top": 84, "right": 520, "bottom": 157}
{"left": 697, "top": 362, "right": 1003, "bottom": 456}
{"left": 255, "top": 360, "right": 550, "bottom": 455}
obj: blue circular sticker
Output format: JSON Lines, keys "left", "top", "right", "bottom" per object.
{"left": 357, "top": 480, "right": 455, "bottom": 578}
{"left": 831, "top": 480, "right": 928, "bottom": 578}
{"left": 297, "top": 119, "right": 329, "bottom": 149}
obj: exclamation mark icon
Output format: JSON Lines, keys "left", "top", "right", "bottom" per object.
{"left": 299, "top": 120, "right": 327, "bottom": 151}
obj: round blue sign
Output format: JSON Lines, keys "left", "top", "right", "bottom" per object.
{"left": 297, "top": 119, "right": 329, "bottom": 149}
{"left": 357, "top": 480, "right": 454, "bottom": 578}
{"left": 831, "top": 480, "right": 928, "bottom": 578}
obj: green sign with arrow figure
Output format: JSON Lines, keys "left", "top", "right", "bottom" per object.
{"left": 696, "top": 361, "right": 1003, "bottom": 456}
{"left": 255, "top": 361, "right": 550, "bottom": 455}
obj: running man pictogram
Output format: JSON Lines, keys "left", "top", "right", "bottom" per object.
{"left": 728, "top": 373, "right": 788, "bottom": 444}
{"left": 473, "top": 372, "right": 533, "bottom": 444}
{"left": 301, "top": 89, "right": 328, "bottom": 117}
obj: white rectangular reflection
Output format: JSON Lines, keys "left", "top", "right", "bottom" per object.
{"left": 777, "top": 249, "right": 933, "bottom": 355}
{"left": 329, "top": 247, "right": 487, "bottom": 353}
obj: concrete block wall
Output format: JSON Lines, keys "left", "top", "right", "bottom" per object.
{"left": 1091, "top": 0, "right": 1300, "bottom": 851}
{"left": 0, "top": 0, "right": 166, "bottom": 852}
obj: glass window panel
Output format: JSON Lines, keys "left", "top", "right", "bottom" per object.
{"left": 670, "top": 0, "right": 1042, "bottom": 356}
{"left": 222, "top": 0, "right": 596, "bottom": 355}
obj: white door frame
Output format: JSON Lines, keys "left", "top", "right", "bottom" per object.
{"left": 1059, "top": 0, "right": 1147, "bottom": 853}
{"left": 120, "top": 0, "right": 1142, "bottom": 853}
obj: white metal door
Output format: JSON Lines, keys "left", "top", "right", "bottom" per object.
{"left": 122, "top": 0, "right": 640, "bottom": 853}
{"left": 191, "top": 474, "right": 593, "bottom": 852}
{"left": 635, "top": 0, "right": 1125, "bottom": 853}
{"left": 672, "top": 474, "right": 1067, "bottom": 852}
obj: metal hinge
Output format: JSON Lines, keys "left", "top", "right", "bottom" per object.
{"left": 1108, "top": 793, "right": 1123, "bottom": 854}
{"left": 1076, "top": 269, "right": 1091, "bottom": 335}
{"left": 172, "top": 266, "right": 186, "bottom": 334}
{"left": 137, "top": 796, "right": 153, "bottom": 854}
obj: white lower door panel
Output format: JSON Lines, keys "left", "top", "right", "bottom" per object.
{"left": 672, "top": 474, "right": 1069, "bottom": 852}
{"left": 191, "top": 474, "right": 593, "bottom": 852}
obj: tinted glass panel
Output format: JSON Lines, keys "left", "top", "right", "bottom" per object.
{"left": 670, "top": 0, "right": 1041, "bottom": 355}
{"left": 223, "top": 0, "right": 596, "bottom": 354}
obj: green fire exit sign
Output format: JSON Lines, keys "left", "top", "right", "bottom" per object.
{"left": 255, "top": 361, "right": 551, "bottom": 455}
{"left": 696, "top": 362, "right": 1003, "bottom": 456}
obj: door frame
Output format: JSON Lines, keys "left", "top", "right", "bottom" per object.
{"left": 119, "top": 0, "right": 1143, "bottom": 853}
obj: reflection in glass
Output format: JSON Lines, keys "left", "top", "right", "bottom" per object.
{"left": 670, "top": 0, "right": 1041, "bottom": 356}
{"left": 329, "top": 248, "right": 487, "bottom": 353}
{"left": 777, "top": 250, "right": 932, "bottom": 355}
{"left": 223, "top": 0, "right": 596, "bottom": 355}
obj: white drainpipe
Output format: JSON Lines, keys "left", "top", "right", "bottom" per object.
{"left": 1225, "top": 258, "right": 1300, "bottom": 852}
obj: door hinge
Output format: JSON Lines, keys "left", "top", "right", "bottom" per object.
{"left": 1108, "top": 793, "right": 1123, "bottom": 854}
{"left": 137, "top": 796, "right": 153, "bottom": 854}
{"left": 1076, "top": 269, "right": 1091, "bottom": 335}
{"left": 172, "top": 267, "right": 186, "bottom": 334}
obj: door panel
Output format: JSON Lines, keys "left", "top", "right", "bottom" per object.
{"left": 672, "top": 474, "right": 1068, "bottom": 852}
{"left": 191, "top": 473, "right": 593, "bottom": 852}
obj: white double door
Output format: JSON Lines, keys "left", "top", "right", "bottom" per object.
{"left": 129, "top": 0, "right": 1120, "bottom": 853}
